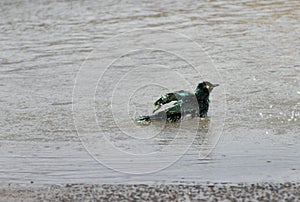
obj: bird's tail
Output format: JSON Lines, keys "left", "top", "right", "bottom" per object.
{"left": 135, "top": 115, "right": 151, "bottom": 124}
{"left": 135, "top": 111, "right": 168, "bottom": 124}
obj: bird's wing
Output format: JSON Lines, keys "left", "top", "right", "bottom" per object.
{"left": 152, "top": 91, "right": 180, "bottom": 113}
{"left": 152, "top": 90, "right": 194, "bottom": 113}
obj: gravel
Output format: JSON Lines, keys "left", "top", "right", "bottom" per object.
{"left": 0, "top": 183, "right": 299, "bottom": 201}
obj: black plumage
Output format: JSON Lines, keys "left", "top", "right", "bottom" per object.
{"left": 136, "top": 81, "right": 219, "bottom": 123}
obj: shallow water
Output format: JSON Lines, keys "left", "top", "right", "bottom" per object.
{"left": 0, "top": 0, "right": 299, "bottom": 185}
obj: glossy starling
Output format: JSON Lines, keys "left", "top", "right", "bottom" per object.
{"left": 136, "top": 81, "right": 219, "bottom": 123}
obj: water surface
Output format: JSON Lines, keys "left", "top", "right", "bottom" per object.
{"left": 0, "top": 0, "right": 299, "bottom": 185}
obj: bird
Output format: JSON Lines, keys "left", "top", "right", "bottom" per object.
{"left": 135, "top": 81, "right": 219, "bottom": 123}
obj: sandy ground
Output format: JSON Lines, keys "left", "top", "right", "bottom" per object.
{"left": 0, "top": 183, "right": 299, "bottom": 201}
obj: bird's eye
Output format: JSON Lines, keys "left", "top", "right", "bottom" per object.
{"left": 205, "top": 85, "right": 210, "bottom": 89}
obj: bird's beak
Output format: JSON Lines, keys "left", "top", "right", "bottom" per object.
{"left": 212, "top": 84, "right": 219, "bottom": 88}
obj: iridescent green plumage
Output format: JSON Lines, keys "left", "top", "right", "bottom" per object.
{"left": 136, "top": 81, "right": 218, "bottom": 123}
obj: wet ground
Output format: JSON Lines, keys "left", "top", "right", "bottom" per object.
{"left": 0, "top": 0, "right": 299, "bottom": 186}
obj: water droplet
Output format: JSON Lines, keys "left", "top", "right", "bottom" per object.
{"left": 291, "top": 111, "right": 295, "bottom": 119}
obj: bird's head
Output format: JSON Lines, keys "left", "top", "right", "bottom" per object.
{"left": 195, "top": 81, "right": 219, "bottom": 95}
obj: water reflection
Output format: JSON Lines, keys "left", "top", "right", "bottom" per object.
{"left": 139, "top": 118, "right": 211, "bottom": 155}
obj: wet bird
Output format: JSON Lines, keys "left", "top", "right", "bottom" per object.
{"left": 136, "top": 81, "right": 219, "bottom": 123}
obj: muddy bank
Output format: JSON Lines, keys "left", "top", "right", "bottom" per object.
{"left": 1, "top": 183, "right": 299, "bottom": 201}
